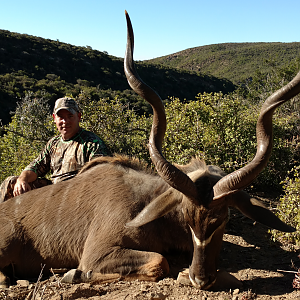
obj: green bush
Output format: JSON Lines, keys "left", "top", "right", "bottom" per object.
{"left": 164, "top": 92, "right": 299, "bottom": 190}
{"left": 77, "top": 91, "right": 151, "bottom": 161}
{"left": 0, "top": 92, "right": 55, "bottom": 181}
{"left": 0, "top": 92, "right": 298, "bottom": 193}
{"left": 0, "top": 93, "right": 151, "bottom": 182}
{"left": 164, "top": 93, "right": 257, "bottom": 168}
{"left": 270, "top": 165, "right": 300, "bottom": 245}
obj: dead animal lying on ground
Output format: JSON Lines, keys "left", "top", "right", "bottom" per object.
{"left": 0, "top": 11, "right": 299, "bottom": 290}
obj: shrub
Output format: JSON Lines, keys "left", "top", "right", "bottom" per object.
{"left": 163, "top": 93, "right": 257, "bottom": 168}
{"left": 270, "top": 165, "right": 300, "bottom": 245}
{"left": 0, "top": 92, "right": 55, "bottom": 181}
{"left": 164, "top": 92, "right": 299, "bottom": 190}
{"left": 77, "top": 91, "right": 151, "bottom": 161}
{"left": 0, "top": 91, "right": 298, "bottom": 192}
{"left": 0, "top": 92, "right": 152, "bottom": 182}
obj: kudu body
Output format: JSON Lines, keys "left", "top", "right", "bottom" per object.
{"left": 0, "top": 12, "right": 299, "bottom": 290}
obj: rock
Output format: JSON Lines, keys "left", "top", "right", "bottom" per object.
{"left": 232, "top": 288, "right": 240, "bottom": 295}
{"left": 16, "top": 279, "right": 30, "bottom": 287}
{"left": 150, "top": 292, "right": 167, "bottom": 300}
{"left": 177, "top": 268, "right": 192, "bottom": 286}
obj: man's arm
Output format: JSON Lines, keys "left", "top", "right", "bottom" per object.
{"left": 88, "top": 137, "right": 110, "bottom": 160}
{"left": 13, "top": 170, "right": 37, "bottom": 197}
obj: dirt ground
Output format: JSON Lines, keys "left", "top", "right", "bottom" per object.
{"left": 1, "top": 195, "right": 300, "bottom": 300}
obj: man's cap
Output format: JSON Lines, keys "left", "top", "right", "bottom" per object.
{"left": 53, "top": 97, "right": 80, "bottom": 115}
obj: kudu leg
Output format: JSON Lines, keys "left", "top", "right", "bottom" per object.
{"left": 0, "top": 218, "right": 20, "bottom": 282}
{"left": 62, "top": 249, "right": 169, "bottom": 284}
{"left": 0, "top": 271, "right": 10, "bottom": 288}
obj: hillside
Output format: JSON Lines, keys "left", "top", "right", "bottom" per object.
{"left": 0, "top": 30, "right": 234, "bottom": 124}
{"left": 147, "top": 42, "right": 300, "bottom": 84}
{"left": 2, "top": 30, "right": 300, "bottom": 125}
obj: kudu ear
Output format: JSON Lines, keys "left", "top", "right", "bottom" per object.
{"left": 125, "top": 189, "right": 181, "bottom": 228}
{"left": 230, "top": 191, "right": 295, "bottom": 232}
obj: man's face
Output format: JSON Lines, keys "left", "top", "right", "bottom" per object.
{"left": 53, "top": 109, "right": 81, "bottom": 140}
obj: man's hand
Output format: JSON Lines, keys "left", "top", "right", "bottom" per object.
{"left": 13, "top": 179, "right": 31, "bottom": 196}
{"left": 13, "top": 170, "right": 37, "bottom": 197}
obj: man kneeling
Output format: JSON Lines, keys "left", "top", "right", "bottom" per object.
{"left": 0, "top": 97, "right": 109, "bottom": 202}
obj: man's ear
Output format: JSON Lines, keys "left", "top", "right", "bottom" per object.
{"left": 78, "top": 112, "right": 82, "bottom": 121}
{"left": 52, "top": 113, "right": 56, "bottom": 120}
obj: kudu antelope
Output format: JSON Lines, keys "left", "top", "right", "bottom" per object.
{"left": 0, "top": 12, "right": 299, "bottom": 290}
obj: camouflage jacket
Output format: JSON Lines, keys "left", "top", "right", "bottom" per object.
{"left": 24, "top": 128, "right": 109, "bottom": 184}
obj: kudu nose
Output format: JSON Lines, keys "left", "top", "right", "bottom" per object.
{"left": 190, "top": 272, "right": 216, "bottom": 290}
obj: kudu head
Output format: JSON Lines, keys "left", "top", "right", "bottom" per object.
{"left": 124, "top": 11, "right": 299, "bottom": 289}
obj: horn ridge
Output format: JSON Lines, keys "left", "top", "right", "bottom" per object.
{"left": 124, "top": 11, "right": 199, "bottom": 202}
{"left": 213, "top": 71, "right": 300, "bottom": 200}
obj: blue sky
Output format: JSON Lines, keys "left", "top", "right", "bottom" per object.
{"left": 1, "top": 0, "right": 299, "bottom": 60}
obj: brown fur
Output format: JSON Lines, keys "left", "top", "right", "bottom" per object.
{"left": 0, "top": 155, "right": 222, "bottom": 286}
{"left": 79, "top": 154, "right": 153, "bottom": 175}
{"left": 0, "top": 155, "right": 292, "bottom": 290}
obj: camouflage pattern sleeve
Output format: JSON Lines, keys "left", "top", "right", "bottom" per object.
{"left": 23, "top": 137, "right": 56, "bottom": 177}
{"left": 86, "top": 135, "right": 110, "bottom": 160}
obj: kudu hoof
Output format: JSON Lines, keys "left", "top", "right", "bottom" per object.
{"left": 61, "top": 269, "right": 92, "bottom": 284}
{"left": 0, "top": 272, "right": 10, "bottom": 288}
{"left": 0, "top": 279, "right": 10, "bottom": 288}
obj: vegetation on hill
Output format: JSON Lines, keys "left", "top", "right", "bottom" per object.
{"left": 0, "top": 29, "right": 234, "bottom": 124}
{"left": 1, "top": 89, "right": 299, "bottom": 190}
{"left": 148, "top": 42, "right": 300, "bottom": 85}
